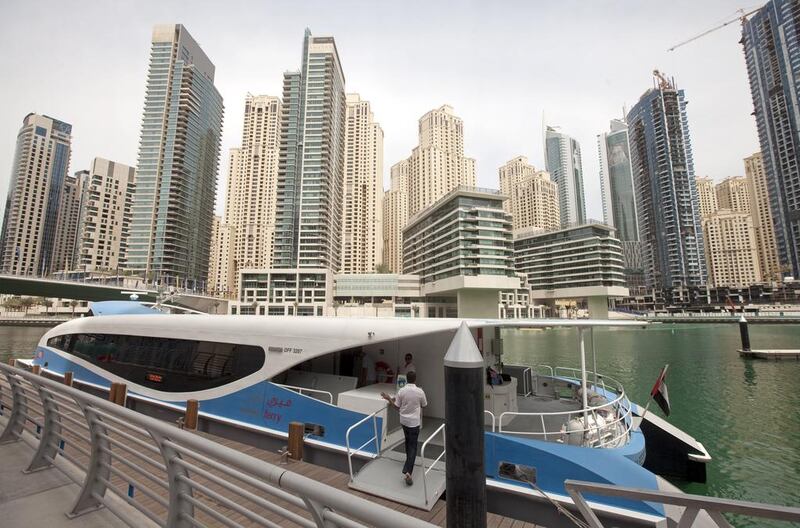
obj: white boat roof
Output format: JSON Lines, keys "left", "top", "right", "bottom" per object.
{"left": 40, "top": 316, "right": 646, "bottom": 401}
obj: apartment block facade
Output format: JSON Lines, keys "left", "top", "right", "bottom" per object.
{"left": 382, "top": 160, "right": 409, "bottom": 273}
{"left": 0, "top": 113, "right": 72, "bottom": 276}
{"left": 703, "top": 210, "right": 762, "bottom": 287}
{"left": 696, "top": 177, "right": 718, "bottom": 218}
{"left": 75, "top": 158, "right": 135, "bottom": 273}
{"left": 627, "top": 75, "right": 707, "bottom": 288}
{"left": 744, "top": 152, "right": 782, "bottom": 280}
{"left": 742, "top": 0, "right": 800, "bottom": 278}
{"left": 341, "top": 94, "right": 383, "bottom": 274}
{"left": 272, "top": 29, "right": 346, "bottom": 270}
{"left": 498, "top": 156, "right": 559, "bottom": 232}
{"left": 127, "top": 24, "right": 224, "bottom": 288}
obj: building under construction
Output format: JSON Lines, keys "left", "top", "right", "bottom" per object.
{"left": 626, "top": 72, "right": 707, "bottom": 289}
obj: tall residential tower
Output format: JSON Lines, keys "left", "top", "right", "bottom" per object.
{"left": 544, "top": 124, "right": 586, "bottom": 226}
{"left": 742, "top": 0, "right": 800, "bottom": 278}
{"left": 341, "top": 94, "right": 384, "bottom": 274}
{"left": 627, "top": 73, "right": 706, "bottom": 288}
{"left": 272, "top": 29, "right": 347, "bottom": 270}
{"left": 744, "top": 152, "right": 782, "bottom": 280}
{"left": 0, "top": 113, "right": 72, "bottom": 276}
{"left": 127, "top": 24, "right": 224, "bottom": 288}
{"left": 498, "top": 156, "right": 560, "bottom": 232}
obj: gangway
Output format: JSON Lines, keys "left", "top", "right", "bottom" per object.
{"left": 346, "top": 412, "right": 446, "bottom": 511}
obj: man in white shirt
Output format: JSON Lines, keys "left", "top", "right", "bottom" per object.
{"left": 381, "top": 370, "right": 427, "bottom": 485}
{"left": 398, "top": 353, "right": 416, "bottom": 377}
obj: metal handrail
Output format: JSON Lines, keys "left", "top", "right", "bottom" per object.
{"left": 274, "top": 383, "right": 335, "bottom": 405}
{"left": 499, "top": 384, "right": 633, "bottom": 448}
{"left": 0, "top": 364, "right": 432, "bottom": 528}
{"left": 420, "top": 423, "right": 446, "bottom": 505}
{"left": 484, "top": 409, "right": 496, "bottom": 432}
{"left": 552, "top": 367, "right": 625, "bottom": 394}
{"left": 564, "top": 479, "right": 800, "bottom": 527}
{"left": 345, "top": 407, "right": 383, "bottom": 482}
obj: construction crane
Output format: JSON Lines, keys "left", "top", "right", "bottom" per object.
{"left": 667, "top": 7, "right": 761, "bottom": 52}
{"left": 653, "top": 69, "right": 674, "bottom": 90}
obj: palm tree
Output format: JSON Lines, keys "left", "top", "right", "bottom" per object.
{"left": 69, "top": 300, "right": 79, "bottom": 318}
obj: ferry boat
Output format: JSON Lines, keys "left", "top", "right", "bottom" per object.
{"left": 29, "top": 303, "right": 711, "bottom": 527}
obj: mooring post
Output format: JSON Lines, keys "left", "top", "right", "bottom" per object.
{"left": 444, "top": 321, "right": 486, "bottom": 528}
{"left": 184, "top": 399, "right": 199, "bottom": 430}
{"left": 739, "top": 315, "right": 751, "bottom": 351}
{"left": 31, "top": 364, "right": 41, "bottom": 375}
{"left": 63, "top": 371, "right": 73, "bottom": 387}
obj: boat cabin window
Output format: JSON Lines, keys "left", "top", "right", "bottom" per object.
{"left": 46, "top": 333, "right": 265, "bottom": 392}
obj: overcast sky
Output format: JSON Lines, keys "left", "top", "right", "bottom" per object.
{"left": 0, "top": 1, "right": 761, "bottom": 218}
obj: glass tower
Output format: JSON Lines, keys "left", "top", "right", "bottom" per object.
{"left": 742, "top": 0, "right": 800, "bottom": 278}
{"left": 272, "top": 29, "right": 347, "bottom": 270}
{"left": 127, "top": 24, "right": 224, "bottom": 288}
{"left": 627, "top": 76, "right": 706, "bottom": 289}
{"left": 598, "top": 119, "right": 638, "bottom": 241}
{"left": 544, "top": 125, "right": 586, "bottom": 226}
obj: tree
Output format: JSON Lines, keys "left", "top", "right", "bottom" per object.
{"left": 69, "top": 299, "right": 79, "bottom": 318}
{"left": 2, "top": 297, "right": 22, "bottom": 313}
{"left": 375, "top": 263, "right": 392, "bottom": 274}
{"left": 37, "top": 297, "right": 53, "bottom": 316}
{"left": 19, "top": 297, "right": 35, "bottom": 315}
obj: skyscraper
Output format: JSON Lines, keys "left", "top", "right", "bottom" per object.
{"left": 127, "top": 24, "right": 224, "bottom": 288}
{"left": 627, "top": 72, "right": 706, "bottom": 288}
{"left": 696, "top": 177, "right": 718, "bottom": 218}
{"left": 225, "top": 95, "right": 281, "bottom": 276}
{"left": 703, "top": 210, "right": 762, "bottom": 287}
{"left": 544, "top": 124, "right": 586, "bottom": 226}
{"left": 52, "top": 170, "right": 89, "bottom": 273}
{"left": 597, "top": 119, "right": 638, "bottom": 241}
{"left": 208, "top": 215, "right": 234, "bottom": 297}
{"left": 716, "top": 176, "right": 752, "bottom": 214}
{"left": 744, "top": 152, "right": 782, "bottom": 281}
{"left": 406, "top": 105, "right": 476, "bottom": 217}
{"left": 382, "top": 160, "right": 409, "bottom": 273}
{"left": 0, "top": 113, "right": 72, "bottom": 276}
{"left": 272, "top": 29, "right": 346, "bottom": 270}
{"left": 341, "top": 94, "right": 384, "bottom": 274}
{"left": 742, "top": 1, "right": 800, "bottom": 278}
{"left": 498, "top": 156, "right": 559, "bottom": 232}
{"left": 76, "top": 158, "right": 136, "bottom": 273}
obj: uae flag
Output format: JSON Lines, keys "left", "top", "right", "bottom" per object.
{"left": 650, "top": 365, "right": 671, "bottom": 416}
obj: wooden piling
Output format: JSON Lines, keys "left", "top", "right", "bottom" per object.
{"left": 184, "top": 400, "right": 199, "bottom": 430}
{"left": 31, "top": 364, "right": 41, "bottom": 375}
{"left": 288, "top": 422, "right": 304, "bottom": 461}
{"left": 109, "top": 382, "right": 119, "bottom": 403}
{"left": 8, "top": 358, "right": 16, "bottom": 367}
{"left": 63, "top": 371, "right": 73, "bottom": 387}
{"left": 115, "top": 383, "right": 127, "bottom": 407}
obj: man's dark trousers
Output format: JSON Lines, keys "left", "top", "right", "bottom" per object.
{"left": 401, "top": 424, "right": 420, "bottom": 475}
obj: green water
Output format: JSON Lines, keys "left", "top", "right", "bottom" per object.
{"left": 2, "top": 324, "right": 798, "bottom": 525}
{"left": 502, "top": 324, "right": 800, "bottom": 527}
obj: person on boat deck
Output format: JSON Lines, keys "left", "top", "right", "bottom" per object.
{"left": 381, "top": 371, "right": 427, "bottom": 486}
{"left": 398, "top": 353, "right": 416, "bottom": 377}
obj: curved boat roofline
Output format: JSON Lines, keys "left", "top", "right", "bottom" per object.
{"left": 38, "top": 316, "right": 646, "bottom": 401}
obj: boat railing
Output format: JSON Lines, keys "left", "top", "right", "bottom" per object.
{"left": 498, "top": 386, "right": 633, "bottom": 448}
{"left": 345, "top": 408, "right": 383, "bottom": 482}
{"left": 484, "top": 409, "right": 496, "bottom": 432}
{"left": 420, "top": 423, "right": 446, "bottom": 506}
{"left": 0, "top": 362, "right": 432, "bottom": 528}
{"left": 564, "top": 479, "right": 800, "bottom": 527}
{"left": 274, "top": 383, "right": 334, "bottom": 405}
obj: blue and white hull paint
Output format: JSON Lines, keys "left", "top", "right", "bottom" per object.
{"left": 31, "top": 312, "right": 709, "bottom": 525}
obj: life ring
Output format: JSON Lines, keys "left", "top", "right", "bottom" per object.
{"left": 375, "top": 361, "right": 394, "bottom": 383}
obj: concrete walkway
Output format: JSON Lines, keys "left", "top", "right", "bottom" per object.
{"left": 0, "top": 440, "right": 130, "bottom": 527}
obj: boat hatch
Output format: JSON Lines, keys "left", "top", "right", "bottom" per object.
{"left": 346, "top": 412, "right": 446, "bottom": 511}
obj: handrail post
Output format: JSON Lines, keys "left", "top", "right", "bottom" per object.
{"left": 68, "top": 405, "right": 112, "bottom": 518}
{"left": 151, "top": 430, "right": 194, "bottom": 528}
{"left": 0, "top": 370, "right": 28, "bottom": 444}
{"left": 25, "top": 384, "right": 63, "bottom": 472}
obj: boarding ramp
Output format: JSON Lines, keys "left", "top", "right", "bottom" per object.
{"left": 0, "top": 362, "right": 436, "bottom": 528}
{"left": 345, "top": 410, "right": 446, "bottom": 511}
